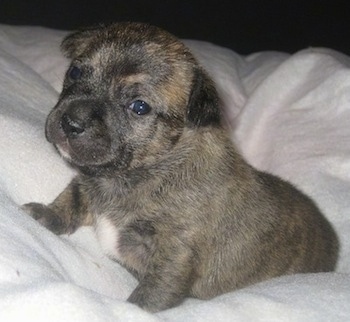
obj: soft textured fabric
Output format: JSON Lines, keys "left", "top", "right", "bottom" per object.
{"left": 0, "top": 25, "right": 349, "bottom": 321}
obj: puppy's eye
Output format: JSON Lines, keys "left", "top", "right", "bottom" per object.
{"left": 129, "top": 100, "right": 151, "bottom": 115}
{"left": 68, "top": 66, "right": 82, "bottom": 80}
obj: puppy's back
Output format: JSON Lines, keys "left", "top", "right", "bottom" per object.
{"left": 187, "top": 133, "right": 338, "bottom": 299}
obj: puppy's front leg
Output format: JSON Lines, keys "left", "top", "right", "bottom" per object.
{"left": 23, "top": 178, "right": 92, "bottom": 234}
{"left": 128, "top": 246, "right": 195, "bottom": 312}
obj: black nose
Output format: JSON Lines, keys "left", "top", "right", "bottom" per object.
{"left": 61, "top": 113, "right": 85, "bottom": 137}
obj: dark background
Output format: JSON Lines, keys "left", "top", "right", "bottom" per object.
{"left": 0, "top": 0, "right": 349, "bottom": 55}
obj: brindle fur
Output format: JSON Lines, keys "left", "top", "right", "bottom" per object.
{"left": 23, "top": 22, "right": 339, "bottom": 312}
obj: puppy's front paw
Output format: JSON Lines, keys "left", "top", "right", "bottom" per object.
{"left": 22, "top": 203, "right": 65, "bottom": 234}
{"left": 127, "top": 281, "right": 184, "bottom": 312}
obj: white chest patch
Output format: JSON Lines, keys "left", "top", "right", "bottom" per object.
{"left": 95, "top": 216, "right": 122, "bottom": 260}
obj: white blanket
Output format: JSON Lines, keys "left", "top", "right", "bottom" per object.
{"left": 0, "top": 25, "right": 349, "bottom": 321}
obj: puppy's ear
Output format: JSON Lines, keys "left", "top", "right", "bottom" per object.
{"left": 61, "top": 24, "right": 104, "bottom": 59}
{"left": 187, "top": 68, "right": 222, "bottom": 127}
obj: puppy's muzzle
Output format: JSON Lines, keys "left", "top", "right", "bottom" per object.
{"left": 61, "top": 113, "right": 85, "bottom": 138}
{"left": 45, "top": 99, "right": 115, "bottom": 167}
{"left": 46, "top": 99, "right": 104, "bottom": 143}
{"left": 59, "top": 100, "right": 99, "bottom": 138}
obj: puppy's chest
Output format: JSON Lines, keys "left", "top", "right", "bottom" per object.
{"left": 86, "top": 177, "right": 195, "bottom": 272}
{"left": 89, "top": 188, "right": 160, "bottom": 272}
{"left": 94, "top": 211, "right": 158, "bottom": 276}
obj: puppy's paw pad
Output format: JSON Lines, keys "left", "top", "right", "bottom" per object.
{"left": 22, "top": 202, "right": 50, "bottom": 219}
{"left": 22, "top": 203, "right": 63, "bottom": 233}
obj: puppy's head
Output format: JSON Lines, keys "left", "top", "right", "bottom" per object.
{"left": 46, "top": 22, "right": 221, "bottom": 175}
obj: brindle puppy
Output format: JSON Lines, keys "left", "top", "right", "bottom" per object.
{"left": 23, "top": 22, "right": 339, "bottom": 312}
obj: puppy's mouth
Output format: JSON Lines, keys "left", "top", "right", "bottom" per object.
{"left": 55, "top": 140, "right": 73, "bottom": 161}
{"left": 52, "top": 133, "right": 114, "bottom": 167}
{"left": 45, "top": 105, "right": 115, "bottom": 166}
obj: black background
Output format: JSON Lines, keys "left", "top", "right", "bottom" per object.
{"left": 1, "top": 0, "right": 349, "bottom": 55}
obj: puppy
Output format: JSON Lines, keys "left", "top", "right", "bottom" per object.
{"left": 23, "top": 22, "right": 339, "bottom": 312}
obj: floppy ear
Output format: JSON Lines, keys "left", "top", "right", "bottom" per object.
{"left": 186, "top": 67, "right": 222, "bottom": 127}
{"left": 61, "top": 24, "right": 105, "bottom": 59}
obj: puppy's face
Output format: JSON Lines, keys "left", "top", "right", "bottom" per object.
{"left": 46, "top": 23, "right": 220, "bottom": 175}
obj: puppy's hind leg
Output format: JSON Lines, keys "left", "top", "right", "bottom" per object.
{"left": 127, "top": 243, "right": 196, "bottom": 312}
